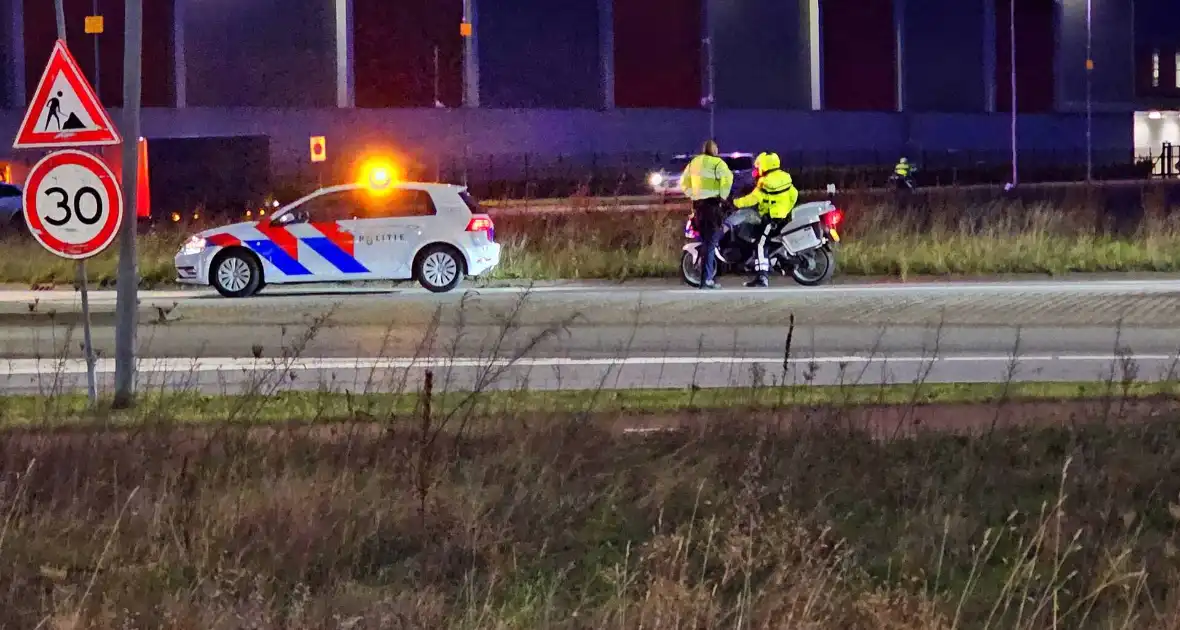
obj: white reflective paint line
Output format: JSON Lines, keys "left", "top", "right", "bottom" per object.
{"left": 6, "top": 278, "right": 1180, "bottom": 304}
{"left": 662, "top": 280, "right": 1180, "bottom": 296}
{"left": 4, "top": 353, "right": 1177, "bottom": 376}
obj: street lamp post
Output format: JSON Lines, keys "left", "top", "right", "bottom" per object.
{"left": 1009, "top": 0, "right": 1018, "bottom": 187}
{"left": 704, "top": 35, "right": 715, "bottom": 139}
{"left": 1085, "top": 0, "right": 1093, "bottom": 182}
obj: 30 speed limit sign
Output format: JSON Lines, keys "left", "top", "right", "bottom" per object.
{"left": 22, "top": 148, "right": 124, "bottom": 259}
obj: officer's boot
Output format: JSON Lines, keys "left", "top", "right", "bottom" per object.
{"left": 744, "top": 273, "right": 769, "bottom": 288}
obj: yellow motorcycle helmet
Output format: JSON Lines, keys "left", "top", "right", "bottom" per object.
{"left": 754, "top": 152, "right": 782, "bottom": 175}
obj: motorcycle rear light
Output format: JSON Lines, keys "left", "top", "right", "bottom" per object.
{"left": 466, "top": 215, "right": 495, "bottom": 240}
{"left": 823, "top": 209, "right": 844, "bottom": 229}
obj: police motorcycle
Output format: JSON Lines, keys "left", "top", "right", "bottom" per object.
{"left": 888, "top": 162, "right": 918, "bottom": 191}
{"left": 679, "top": 185, "right": 844, "bottom": 288}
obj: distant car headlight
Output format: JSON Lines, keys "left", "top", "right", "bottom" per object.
{"left": 180, "top": 236, "right": 206, "bottom": 256}
{"left": 648, "top": 172, "right": 664, "bottom": 187}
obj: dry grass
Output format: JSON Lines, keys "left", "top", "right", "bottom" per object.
{"left": 2, "top": 184, "right": 1180, "bottom": 286}
{"left": 3, "top": 395, "right": 1180, "bottom": 628}
{"left": 491, "top": 188, "right": 1180, "bottom": 280}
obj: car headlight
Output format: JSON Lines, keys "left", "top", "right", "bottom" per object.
{"left": 648, "top": 172, "right": 664, "bottom": 187}
{"left": 180, "top": 236, "right": 206, "bottom": 256}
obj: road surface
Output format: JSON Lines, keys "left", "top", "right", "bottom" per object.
{"left": 3, "top": 278, "right": 1180, "bottom": 395}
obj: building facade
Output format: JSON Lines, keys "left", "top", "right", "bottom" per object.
{"left": 0, "top": 0, "right": 1158, "bottom": 177}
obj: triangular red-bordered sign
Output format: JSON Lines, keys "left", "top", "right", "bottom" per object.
{"left": 12, "top": 39, "right": 122, "bottom": 149}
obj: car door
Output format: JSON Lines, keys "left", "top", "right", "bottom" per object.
{"left": 345, "top": 187, "right": 436, "bottom": 280}
{"left": 268, "top": 190, "right": 376, "bottom": 282}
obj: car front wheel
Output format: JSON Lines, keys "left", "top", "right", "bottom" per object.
{"left": 415, "top": 245, "right": 464, "bottom": 293}
{"left": 211, "top": 249, "right": 264, "bottom": 298}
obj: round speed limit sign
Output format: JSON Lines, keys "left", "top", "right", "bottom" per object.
{"left": 22, "top": 149, "right": 124, "bottom": 259}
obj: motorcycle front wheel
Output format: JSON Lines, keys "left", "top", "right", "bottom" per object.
{"left": 680, "top": 251, "right": 703, "bottom": 288}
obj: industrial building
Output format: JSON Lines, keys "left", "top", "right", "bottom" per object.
{"left": 0, "top": 0, "right": 1175, "bottom": 179}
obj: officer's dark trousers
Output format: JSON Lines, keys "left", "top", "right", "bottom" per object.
{"left": 692, "top": 197, "right": 724, "bottom": 285}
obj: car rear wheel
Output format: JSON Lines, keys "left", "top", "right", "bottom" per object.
{"left": 789, "top": 245, "right": 835, "bottom": 286}
{"left": 211, "top": 249, "right": 264, "bottom": 298}
{"left": 415, "top": 245, "right": 464, "bottom": 293}
{"left": 680, "top": 251, "right": 702, "bottom": 288}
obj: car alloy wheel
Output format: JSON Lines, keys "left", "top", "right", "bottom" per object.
{"left": 211, "top": 250, "right": 263, "bottom": 298}
{"left": 218, "top": 256, "right": 252, "bottom": 293}
{"left": 422, "top": 251, "right": 458, "bottom": 287}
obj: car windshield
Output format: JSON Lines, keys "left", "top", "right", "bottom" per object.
{"left": 724, "top": 156, "right": 754, "bottom": 171}
{"left": 0, "top": 184, "right": 20, "bottom": 198}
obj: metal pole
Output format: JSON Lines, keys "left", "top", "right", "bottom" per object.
{"left": 54, "top": 0, "right": 65, "bottom": 41}
{"left": 1009, "top": 0, "right": 1017, "bottom": 187}
{"left": 54, "top": 0, "right": 97, "bottom": 406}
{"left": 1085, "top": 0, "right": 1092, "bottom": 182}
{"left": 112, "top": 0, "right": 142, "bottom": 409}
{"left": 433, "top": 45, "right": 441, "bottom": 179}
{"left": 461, "top": 0, "right": 474, "bottom": 186}
{"left": 705, "top": 36, "right": 715, "bottom": 139}
{"left": 92, "top": 0, "right": 99, "bottom": 96}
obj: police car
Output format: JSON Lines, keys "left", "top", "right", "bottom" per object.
{"left": 0, "top": 182, "right": 24, "bottom": 235}
{"left": 173, "top": 176, "right": 501, "bottom": 298}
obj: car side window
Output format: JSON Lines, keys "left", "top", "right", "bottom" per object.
{"left": 0, "top": 184, "right": 20, "bottom": 198}
{"left": 287, "top": 191, "right": 357, "bottom": 223}
{"left": 365, "top": 189, "right": 437, "bottom": 219}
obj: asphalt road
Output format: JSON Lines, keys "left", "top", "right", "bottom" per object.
{"left": 4, "top": 278, "right": 1180, "bottom": 395}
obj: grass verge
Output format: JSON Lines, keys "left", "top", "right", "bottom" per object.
{"left": 3, "top": 188, "right": 1180, "bottom": 285}
{"left": 4, "top": 381, "right": 1180, "bottom": 628}
{"left": 3, "top": 379, "right": 1179, "bottom": 428}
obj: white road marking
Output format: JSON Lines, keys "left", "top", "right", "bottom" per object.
{"left": 5, "top": 353, "right": 1177, "bottom": 376}
{"left": 6, "top": 278, "right": 1180, "bottom": 305}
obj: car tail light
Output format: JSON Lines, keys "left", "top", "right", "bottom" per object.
{"left": 823, "top": 209, "right": 844, "bottom": 229}
{"left": 466, "top": 215, "right": 495, "bottom": 240}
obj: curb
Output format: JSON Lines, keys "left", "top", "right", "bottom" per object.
{"left": 7, "top": 272, "right": 1180, "bottom": 296}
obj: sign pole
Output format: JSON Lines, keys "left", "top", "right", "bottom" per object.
{"left": 53, "top": 0, "right": 97, "bottom": 406}
{"left": 112, "top": 0, "right": 142, "bottom": 409}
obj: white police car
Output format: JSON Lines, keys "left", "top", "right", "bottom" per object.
{"left": 173, "top": 179, "right": 502, "bottom": 297}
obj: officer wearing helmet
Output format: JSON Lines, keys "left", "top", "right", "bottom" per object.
{"left": 892, "top": 156, "right": 914, "bottom": 189}
{"left": 727, "top": 151, "right": 798, "bottom": 287}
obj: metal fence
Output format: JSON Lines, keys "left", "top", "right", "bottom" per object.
{"left": 396, "top": 148, "right": 1157, "bottom": 199}
{"left": 155, "top": 144, "right": 1172, "bottom": 223}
